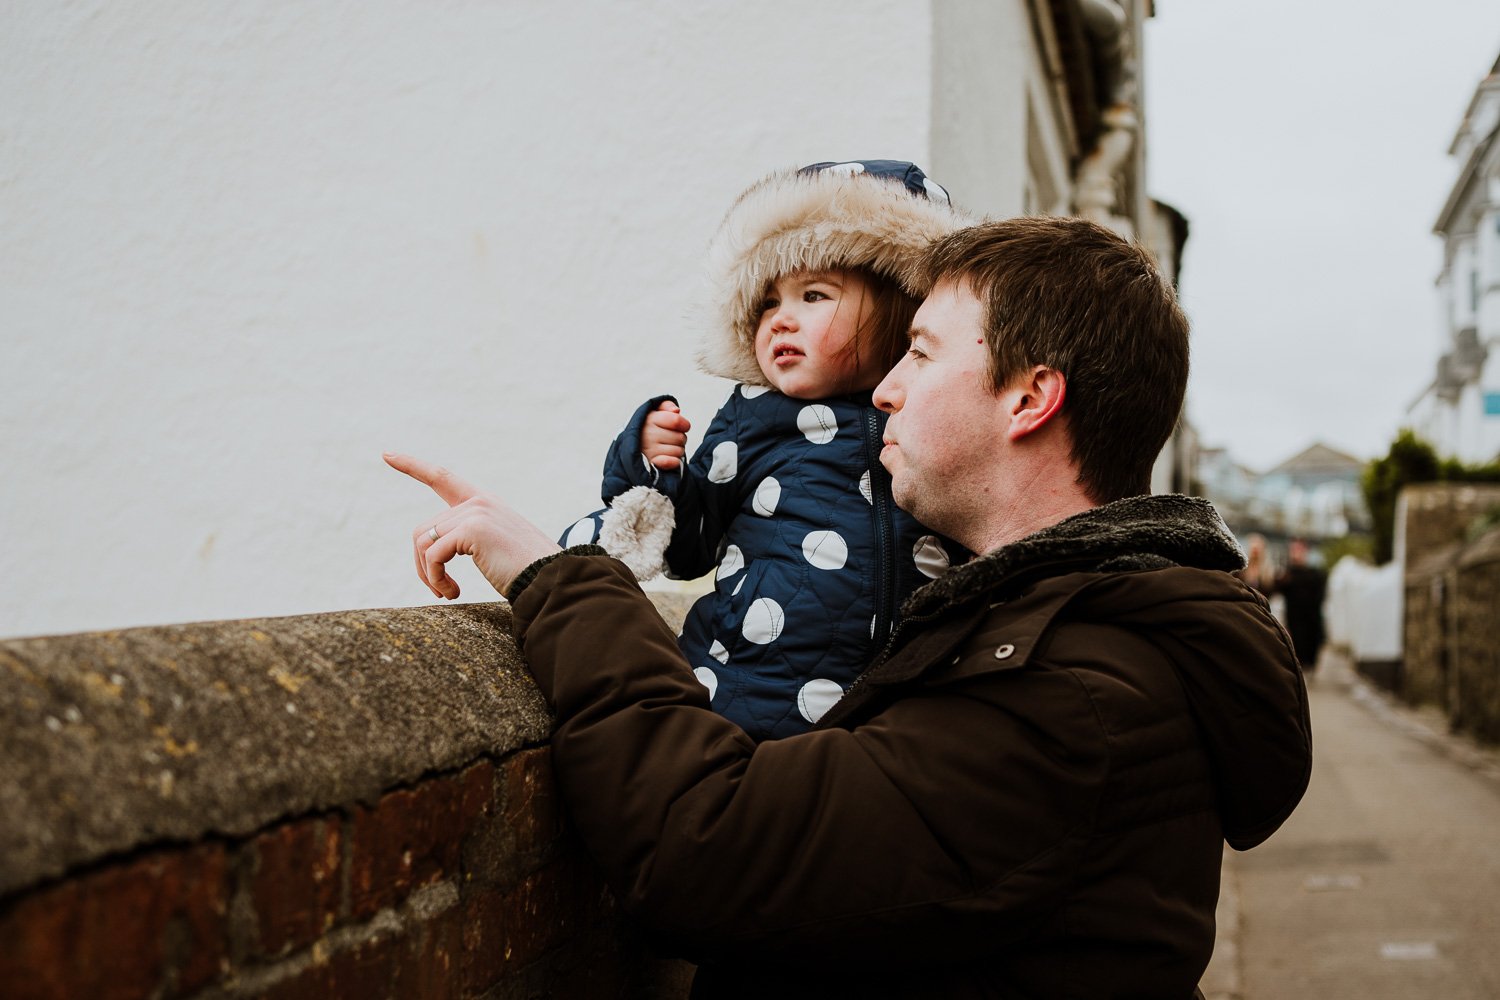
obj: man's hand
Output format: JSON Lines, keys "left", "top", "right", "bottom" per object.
{"left": 384, "top": 452, "right": 561, "bottom": 599}
{"left": 641, "top": 400, "right": 690, "bottom": 470}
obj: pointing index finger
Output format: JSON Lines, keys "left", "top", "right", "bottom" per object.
{"left": 383, "top": 452, "right": 479, "bottom": 507}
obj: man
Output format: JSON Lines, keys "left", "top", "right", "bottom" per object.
{"left": 1273, "top": 538, "right": 1328, "bottom": 672}
{"left": 387, "top": 217, "right": 1311, "bottom": 998}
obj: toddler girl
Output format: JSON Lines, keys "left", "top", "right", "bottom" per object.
{"left": 563, "top": 160, "right": 970, "bottom": 740}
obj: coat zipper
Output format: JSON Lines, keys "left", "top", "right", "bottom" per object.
{"left": 863, "top": 405, "right": 897, "bottom": 649}
{"left": 835, "top": 603, "right": 944, "bottom": 711}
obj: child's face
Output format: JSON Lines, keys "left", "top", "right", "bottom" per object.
{"left": 753, "top": 269, "right": 886, "bottom": 399}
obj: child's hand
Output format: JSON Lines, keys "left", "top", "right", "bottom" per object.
{"left": 642, "top": 400, "right": 691, "bottom": 470}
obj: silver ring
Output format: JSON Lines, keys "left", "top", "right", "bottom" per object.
{"left": 427, "top": 526, "right": 440, "bottom": 542}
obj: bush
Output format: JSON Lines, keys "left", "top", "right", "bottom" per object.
{"left": 1362, "top": 430, "right": 1500, "bottom": 564}
{"left": 1319, "top": 534, "right": 1373, "bottom": 567}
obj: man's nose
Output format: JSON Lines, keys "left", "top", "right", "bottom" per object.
{"left": 873, "top": 365, "right": 903, "bottom": 413}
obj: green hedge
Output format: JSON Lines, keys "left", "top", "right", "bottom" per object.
{"left": 1363, "top": 430, "right": 1500, "bottom": 564}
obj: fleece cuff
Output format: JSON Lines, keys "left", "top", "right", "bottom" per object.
{"left": 506, "top": 545, "right": 609, "bottom": 603}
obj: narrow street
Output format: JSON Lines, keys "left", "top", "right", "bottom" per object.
{"left": 1218, "top": 652, "right": 1500, "bottom": 998}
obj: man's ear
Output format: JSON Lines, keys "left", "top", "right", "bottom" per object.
{"left": 1005, "top": 366, "right": 1067, "bottom": 441}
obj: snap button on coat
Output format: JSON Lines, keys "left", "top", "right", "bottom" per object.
{"left": 994, "top": 643, "right": 1016, "bottom": 659}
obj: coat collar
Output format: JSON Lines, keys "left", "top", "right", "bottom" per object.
{"left": 901, "top": 494, "right": 1245, "bottom": 620}
{"left": 818, "top": 494, "right": 1250, "bottom": 727}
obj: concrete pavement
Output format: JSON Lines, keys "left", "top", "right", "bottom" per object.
{"left": 1206, "top": 650, "right": 1500, "bottom": 999}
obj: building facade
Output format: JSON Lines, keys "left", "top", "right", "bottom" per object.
{"left": 2, "top": 0, "right": 1184, "bottom": 637}
{"left": 1409, "top": 52, "right": 1500, "bottom": 463}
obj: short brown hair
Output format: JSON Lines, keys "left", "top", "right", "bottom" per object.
{"left": 918, "top": 217, "right": 1190, "bottom": 503}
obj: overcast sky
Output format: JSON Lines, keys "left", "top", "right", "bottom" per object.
{"left": 1144, "top": 2, "right": 1500, "bottom": 471}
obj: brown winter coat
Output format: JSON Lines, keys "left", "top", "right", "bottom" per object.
{"left": 509, "top": 495, "right": 1311, "bottom": 999}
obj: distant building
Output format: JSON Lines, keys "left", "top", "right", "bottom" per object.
{"left": 1257, "top": 443, "right": 1371, "bottom": 540}
{"left": 1197, "top": 446, "right": 1259, "bottom": 526}
{"left": 1199, "top": 442, "right": 1370, "bottom": 544}
{"left": 1408, "top": 51, "right": 1500, "bottom": 463}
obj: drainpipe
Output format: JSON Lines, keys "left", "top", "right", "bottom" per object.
{"left": 1077, "top": 0, "right": 1126, "bottom": 101}
{"left": 1073, "top": 0, "right": 1137, "bottom": 237}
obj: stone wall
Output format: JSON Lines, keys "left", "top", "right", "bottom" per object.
{"left": 1448, "top": 530, "right": 1500, "bottom": 744}
{"left": 1397, "top": 483, "right": 1500, "bottom": 569}
{"left": 1400, "top": 544, "right": 1460, "bottom": 708}
{"left": 0, "top": 597, "right": 697, "bottom": 999}
{"left": 1399, "top": 483, "right": 1500, "bottom": 744}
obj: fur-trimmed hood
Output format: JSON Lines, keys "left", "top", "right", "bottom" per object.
{"left": 699, "top": 160, "right": 975, "bottom": 386}
{"left": 904, "top": 494, "right": 1246, "bottom": 619}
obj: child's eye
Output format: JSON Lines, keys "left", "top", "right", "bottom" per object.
{"left": 803, "top": 290, "right": 829, "bottom": 303}
{"left": 907, "top": 347, "right": 927, "bottom": 361}
{"left": 760, "top": 297, "right": 780, "bottom": 312}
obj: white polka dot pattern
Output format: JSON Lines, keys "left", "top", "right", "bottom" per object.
{"left": 914, "top": 535, "right": 950, "bottom": 578}
{"left": 802, "top": 530, "right": 848, "bottom": 570}
{"left": 752, "top": 477, "right": 781, "bottom": 516}
{"left": 693, "top": 667, "right": 719, "bottom": 699}
{"left": 742, "top": 598, "right": 785, "bottom": 644}
{"left": 716, "top": 544, "right": 745, "bottom": 581}
{"left": 797, "top": 679, "right": 844, "bottom": 723}
{"left": 824, "top": 162, "right": 867, "bottom": 176}
{"left": 608, "top": 388, "right": 951, "bottom": 740}
{"left": 563, "top": 517, "right": 595, "bottom": 548}
{"left": 796, "top": 404, "right": 838, "bottom": 444}
{"left": 708, "top": 440, "right": 738, "bottom": 483}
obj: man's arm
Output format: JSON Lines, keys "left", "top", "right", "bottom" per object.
{"left": 384, "top": 453, "right": 1104, "bottom": 963}
{"left": 510, "top": 552, "right": 1106, "bottom": 964}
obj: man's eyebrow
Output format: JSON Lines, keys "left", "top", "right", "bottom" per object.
{"left": 907, "top": 325, "right": 931, "bottom": 344}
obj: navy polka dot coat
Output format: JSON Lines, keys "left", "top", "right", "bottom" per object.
{"left": 564, "top": 385, "right": 961, "bottom": 741}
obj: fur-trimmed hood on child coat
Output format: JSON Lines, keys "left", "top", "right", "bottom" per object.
{"left": 698, "top": 159, "right": 975, "bottom": 386}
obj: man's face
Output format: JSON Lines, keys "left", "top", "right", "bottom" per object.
{"left": 873, "top": 280, "right": 1007, "bottom": 533}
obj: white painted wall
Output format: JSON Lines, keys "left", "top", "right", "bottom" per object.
{"left": 5, "top": 1, "right": 1060, "bottom": 639}
{"left": 930, "top": 0, "right": 1032, "bottom": 220}
{"left": 1472, "top": 356, "right": 1500, "bottom": 462}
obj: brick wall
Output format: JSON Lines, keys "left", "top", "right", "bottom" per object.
{"left": 0, "top": 603, "right": 695, "bottom": 999}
